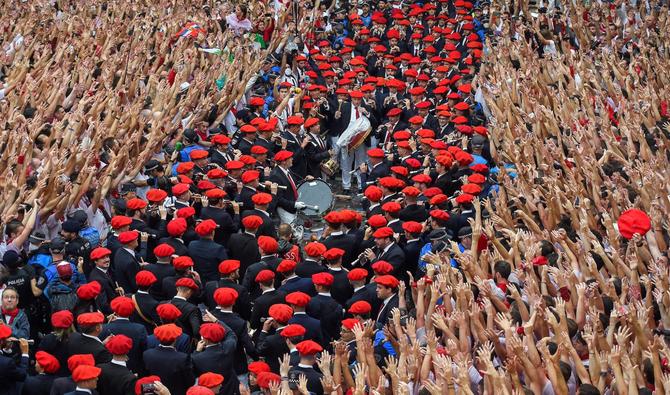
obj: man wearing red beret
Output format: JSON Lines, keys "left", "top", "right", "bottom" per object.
{"left": 277, "top": 260, "right": 314, "bottom": 296}
{"left": 113, "top": 230, "right": 148, "bottom": 294}
{"left": 287, "top": 340, "right": 324, "bottom": 394}
{"left": 321, "top": 212, "right": 359, "bottom": 267}
{"left": 96, "top": 335, "right": 137, "bottom": 395}
{"left": 22, "top": 350, "right": 60, "bottom": 394}
{"left": 242, "top": 193, "right": 277, "bottom": 239}
{"left": 295, "top": 242, "right": 327, "bottom": 279}
{"left": 373, "top": 275, "right": 400, "bottom": 330}
{"left": 361, "top": 227, "right": 406, "bottom": 276}
{"left": 86, "top": 247, "right": 122, "bottom": 316}
{"left": 98, "top": 296, "right": 148, "bottom": 374}
{"left": 203, "top": 260, "right": 252, "bottom": 320}
{"left": 199, "top": 186, "right": 241, "bottom": 246}
{"left": 359, "top": 147, "right": 390, "bottom": 189}
{"left": 249, "top": 271, "right": 287, "bottom": 333}
{"left": 269, "top": 150, "right": 308, "bottom": 224}
{"left": 68, "top": 313, "right": 112, "bottom": 365}
{"left": 226, "top": 216, "right": 263, "bottom": 280}
{"left": 284, "top": 292, "right": 323, "bottom": 345}
{"left": 322, "top": 248, "right": 354, "bottom": 306}
{"left": 192, "top": 321, "right": 239, "bottom": 395}
{"left": 307, "top": 273, "right": 343, "bottom": 344}
{"left": 188, "top": 218, "right": 230, "bottom": 284}
{"left": 170, "top": 278, "right": 202, "bottom": 340}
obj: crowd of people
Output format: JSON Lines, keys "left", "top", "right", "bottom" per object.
{"left": 1, "top": 0, "right": 670, "bottom": 394}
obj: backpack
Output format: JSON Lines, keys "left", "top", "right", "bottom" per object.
{"left": 47, "top": 281, "right": 79, "bottom": 312}
{"left": 79, "top": 226, "right": 100, "bottom": 248}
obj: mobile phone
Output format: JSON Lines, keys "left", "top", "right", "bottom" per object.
{"left": 141, "top": 383, "right": 156, "bottom": 394}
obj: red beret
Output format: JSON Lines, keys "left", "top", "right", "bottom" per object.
{"left": 285, "top": 291, "right": 311, "bottom": 307}
{"left": 251, "top": 145, "right": 269, "bottom": 155}
{"left": 455, "top": 151, "right": 474, "bottom": 166}
{"left": 248, "top": 361, "right": 271, "bottom": 375}
{"left": 76, "top": 281, "right": 101, "bottom": 300}
{"left": 51, "top": 310, "right": 74, "bottom": 329}
{"left": 146, "top": 189, "right": 168, "bottom": 203}
{"left": 342, "top": 318, "right": 361, "bottom": 330}
{"left": 200, "top": 322, "right": 226, "bottom": 343}
{"left": 312, "top": 272, "right": 334, "bottom": 287}
{"left": 461, "top": 183, "right": 482, "bottom": 195}
{"left": 412, "top": 174, "right": 432, "bottom": 184}
{"left": 304, "top": 242, "right": 327, "bottom": 257}
{"left": 274, "top": 150, "right": 293, "bottom": 162}
{"left": 402, "top": 186, "right": 421, "bottom": 197}
{"left": 405, "top": 158, "right": 421, "bottom": 168}
{"left": 218, "top": 259, "right": 240, "bottom": 275}
{"left": 257, "top": 372, "right": 281, "bottom": 389}
{"left": 154, "top": 243, "right": 176, "bottom": 258}
{"left": 35, "top": 351, "right": 60, "bottom": 374}
{"left": 77, "top": 312, "right": 105, "bottom": 327}
{"left": 387, "top": 108, "right": 402, "bottom": 117}
{"left": 349, "top": 300, "right": 372, "bottom": 315}
{"left": 396, "top": 141, "right": 410, "bottom": 150}
{"left": 67, "top": 354, "right": 95, "bottom": 373}
{"left": 173, "top": 256, "right": 194, "bottom": 270}
{"left": 172, "top": 183, "right": 190, "bottom": 196}
{"left": 323, "top": 211, "right": 342, "bottom": 224}
{"left": 90, "top": 247, "right": 111, "bottom": 261}
{"left": 391, "top": 166, "right": 408, "bottom": 177}
{"left": 195, "top": 219, "right": 217, "bottom": 236}
{"left": 186, "top": 386, "right": 214, "bottom": 395}
{"left": 225, "top": 160, "right": 244, "bottom": 170}
{"left": 268, "top": 303, "right": 293, "bottom": 323}
{"left": 382, "top": 202, "right": 401, "bottom": 213}
{"left": 176, "top": 206, "right": 196, "bottom": 218}
{"left": 105, "top": 334, "right": 133, "bottom": 355}
{"left": 252, "top": 193, "right": 273, "bottom": 206}
{"left": 118, "top": 230, "right": 139, "bottom": 244}
{"left": 156, "top": 304, "right": 182, "bottom": 321}
{"left": 257, "top": 236, "right": 278, "bottom": 253}
{"left": 281, "top": 324, "right": 307, "bottom": 338}
{"left": 287, "top": 116, "right": 304, "bottom": 125}
{"left": 372, "top": 260, "right": 394, "bottom": 275}
{"left": 364, "top": 185, "right": 383, "bottom": 202}
{"left": 468, "top": 173, "right": 486, "bottom": 184}
{"left": 127, "top": 198, "right": 148, "bottom": 210}
{"left": 617, "top": 209, "right": 652, "bottom": 239}
{"left": 154, "top": 323, "right": 183, "bottom": 343}
{"left": 211, "top": 135, "right": 231, "bottom": 145}
{"left": 455, "top": 193, "right": 474, "bottom": 204}
{"left": 367, "top": 214, "right": 388, "bottom": 228}
{"left": 189, "top": 150, "right": 209, "bottom": 160}
{"left": 436, "top": 155, "right": 453, "bottom": 167}
{"left": 255, "top": 269, "right": 275, "bottom": 283}
{"left": 242, "top": 215, "right": 263, "bottom": 230}
{"left": 205, "top": 188, "right": 226, "bottom": 199}
{"left": 347, "top": 268, "right": 368, "bottom": 281}
{"left": 72, "top": 365, "right": 102, "bottom": 382}
{"left": 373, "top": 227, "right": 394, "bottom": 238}
{"left": 374, "top": 275, "right": 399, "bottom": 289}
{"left": 175, "top": 277, "right": 198, "bottom": 290}
{"left": 249, "top": 97, "right": 265, "bottom": 106}
{"left": 167, "top": 218, "right": 188, "bottom": 236}
{"left": 533, "top": 256, "right": 548, "bottom": 266}
{"left": 198, "top": 372, "right": 224, "bottom": 388}
{"left": 135, "top": 376, "right": 162, "bottom": 395}
{"left": 367, "top": 148, "right": 385, "bottom": 158}
{"left": 111, "top": 216, "right": 132, "bottom": 229}
{"left": 393, "top": 130, "right": 411, "bottom": 141}
{"left": 240, "top": 125, "right": 257, "bottom": 134}
{"left": 0, "top": 324, "right": 10, "bottom": 340}
{"left": 402, "top": 221, "right": 423, "bottom": 233}
{"left": 277, "top": 259, "right": 298, "bottom": 273}
{"left": 197, "top": 180, "right": 216, "bottom": 191}
{"left": 296, "top": 340, "right": 323, "bottom": 356}
{"left": 349, "top": 90, "right": 364, "bottom": 99}
{"left": 111, "top": 296, "right": 135, "bottom": 317}
{"left": 430, "top": 194, "right": 449, "bottom": 206}
{"left": 136, "top": 270, "right": 157, "bottom": 287}
{"left": 241, "top": 170, "right": 260, "bottom": 184}
{"left": 323, "top": 248, "right": 345, "bottom": 261}
{"left": 214, "top": 287, "right": 238, "bottom": 306}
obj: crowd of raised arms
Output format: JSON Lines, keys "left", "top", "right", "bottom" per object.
{"left": 0, "top": 0, "right": 669, "bottom": 394}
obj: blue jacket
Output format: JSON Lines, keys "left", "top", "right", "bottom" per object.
{"left": 0, "top": 309, "right": 30, "bottom": 339}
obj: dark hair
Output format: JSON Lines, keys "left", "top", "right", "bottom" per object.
{"left": 5, "top": 219, "right": 24, "bottom": 238}
{"left": 578, "top": 383, "right": 601, "bottom": 395}
{"left": 493, "top": 261, "right": 511, "bottom": 279}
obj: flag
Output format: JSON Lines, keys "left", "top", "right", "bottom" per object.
{"left": 175, "top": 22, "right": 206, "bottom": 39}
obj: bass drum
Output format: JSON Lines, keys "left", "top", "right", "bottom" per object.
{"left": 297, "top": 179, "right": 334, "bottom": 217}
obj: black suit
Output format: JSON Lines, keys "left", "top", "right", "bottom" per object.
{"left": 374, "top": 294, "right": 399, "bottom": 330}
{"left": 402, "top": 240, "right": 422, "bottom": 278}
{"left": 204, "top": 278, "right": 252, "bottom": 320}
{"left": 375, "top": 243, "right": 406, "bottom": 276}
{"left": 345, "top": 286, "right": 379, "bottom": 316}
{"left": 99, "top": 319, "right": 148, "bottom": 374}
{"left": 211, "top": 309, "right": 257, "bottom": 375}
{"left": 288, "top": 365, "right": 323, "bottom": 394}
{"left": 242, "top": 256, "right": 280, "bottom": 299}
{"left": 241, "top": 209, "right": 276, "bottom": 239}
{"left": 398, "top": 204, "right": 429, "bottom": 223}
{"left": 144, "top": 263, "right": 176, "bottom": 301}
{"left": 22, "top": 373, "right": 57, "bottom": 395}
{"left": 188, "top": 238, "right": 229, "bottom": 284}
{"left": 170, "top": 297, "right": 202, "bottom": 339}
{"left": 326, "top": 268, "right": 353, "bottom": 306}
{"left": 49, "top": 377, "right": 75, "bottom": 395}
{"left": 235, "top": 186, "right": 258, "bottom": 214}
{"left": 143, "top": 346, "right": 195, "bottom": 395}
{"left": 307, "top": 294, "right": 343, "bottom": 344}
{"left": 268, "top": 167, "right": 299, "bottom": 214}
{"left": 322, "top": 233, "right": 358, "bottom": 267}
{"left": 278, "top": 276, "right": 315, "bottom": 295}
{"left": 255, "top": 328, "right": 288, "bottom": 373}
{"left": 288, "top": 313, "right": 323, "bottom": 344}
{"left": 0, "top": 353, "right": 27, "bottom": 395}
{"left": 130, "top": 291, "right": 160, "bottom": 331}
{"left": 37, "top": 333, "right": 71, "bottom": 376}
{"left": 360, "top": 162, "right": 390, "bottom": 188}
{"left": 96, "top": 362, "right": 136, "bottom": 395}
{"left": 250, "top": 289, "right": 286, "bottom": 330}
{"left": 304, "top": 133, "right": 331, "bottom": 178}
{"left": 67, "top": 333, "right": 112, "bottom": 365}
{"left": 281, "top": 131, "right": 308, "bottom": 179}
{"left": 200, "top": 206, "right": 240, "bottom": 246}
{"left": 87, "top": 267, "right": 116, "bottom": 315}
{"left": 113, "top": 248, "right": 141, "bottom": 294}
{"left": 294, "top": 259, "right": 326, "bottom": 279}
{"left": 157, "top": 236, "right": 189, "bottom": 257}
{"left": 226, "top": 233, "right": 261, "bottom": 279}
{"left": 192, "top": 327, "right": 239, "bottom": 395}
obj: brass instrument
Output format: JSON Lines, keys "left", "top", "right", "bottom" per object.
{"left": 320, "top": 157, "right": 339, "bottom": 177}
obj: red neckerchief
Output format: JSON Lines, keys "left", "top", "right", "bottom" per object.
{"left": 2, "top": 308, "right": 18, "bottom": 324}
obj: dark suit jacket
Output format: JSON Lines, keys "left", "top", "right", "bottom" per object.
{"left": 157, "top": 236, "right": 189, "bottom": 257}
{"left": 268, "top": 167, "right": 299, "bottom": 214}
{"left": 170, "top": 297, "right": 202, "bottom": 339}
{"left": 375, "top": 243, "right": 406, "bottom": 276}
{"left": 307, "top": 294, "right": 343, "bottom": 344}
{"left": 188, "top": 238, "right": 229, "bottom": 284}
{"left": 143, "top": 346, "right": 195, "bottom": 395}
{"left": 304, "top": 133, "right": 331, "bottom": 178}
{"left": 37, "top": 333, "right": 71, "bottom": 376}
{"left": 255, "top": 329, "right": 288, "bottom": 373}
{"left": 211, "top": 309, "right": 257, "bottom": 375}
{"left": 241, "top": 209, "right": 276, "bottom": 239}
{"left": 22, "top": 373, "right": 57, "bottom": 395}
{"left": 146, "top": 333, "right": 192, "bottom": 354}
{"left": 288, "top": 366, "right": 323, "bottom": 394}
{"left": 360, "top": 162, "right": 390, "bottom": 188}
{"left": 278, "top": 276, "right": 315, "bottom": 295}
{"left": 345, "top": 286, "right": 379, "bottom": 317}
{"left": 99, "top": 319, "right": 148, "bottom": 374}
{"left": 144, "top": 263, "right": 176, "bottom": 300}
{"left": 113, "top": 248, "right": 140, "bottom": 294}
{"left": 294, "top": 259, "right": 326, "bottom": 279}
{"left": 322, "top": 233, "right": 359, "bottom": 267}
{"left": 87, "top": 267, "right": 116, "bottom": 315}
{"left": 327, "top": 268, "right": 354, "bottom": 306}
{"left": 250, "top": 289, "right": 286, "bottom": 330}
{"left": 288, "top": 313, "right": 324, "bottom": 344}
{"left": 0, "top": 354, "right": 28, "bottom": 395}
{"left": 96, "top": 362, "right": 136, "bottom": 395}
{"left": 242, "top": 256, "right": 280, "bottom": 299}
{"left": 281, "top": 131, "right": 308, "bottom": 179}
{"left": 398, "top": 204, "right": 429, "bottom": 223}
{"left": 226, "top": 233, "right": 260, "bottom": 279}
{"left": 130, "top": 291, "right": 160, "bottom": 331}
{"left": 67, "top": 333, "right": 112, "bottom": 365}
{"left": 192, "top": 338, "right": 239, "bottom": 395}
{"left": 204, "top": 278, "right": 252, "bottom": 320}
{"left": 402, "top": 240, "right": 422, "bottom": 278}
{"left": 49, "top": 377, "right": 75, "bottom": 395}
{"left": 374, "top": 294, "right": 399, "bottom": 330}
{"left": 235, "top": 186, "right": 258, "bottom": 214}
{"left": 200, "top": 206, "right": 239, "bottom": 246}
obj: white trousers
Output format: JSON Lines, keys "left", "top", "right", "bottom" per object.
{"left": 277, "top": 207, "right": 297, "bottom": 225}
{"left": 341, "top": 144, "right": 367, "bottom": 190}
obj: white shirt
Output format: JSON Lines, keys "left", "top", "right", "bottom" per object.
{"left": 82, "top": 333, "right": 102, "bottom": 343}
{"left": 123, "top": 247, "right": 136, "bottom": 257}
{"left": 111, "top": 359, "right": 127, "bottom": 367}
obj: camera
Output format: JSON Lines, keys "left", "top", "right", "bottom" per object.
{"left": 141, "top": 383, "right": 156, "bottom": 394}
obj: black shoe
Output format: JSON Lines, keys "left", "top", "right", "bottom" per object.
{"left": 343, "top": 188, "right": 351, "bottom": 194}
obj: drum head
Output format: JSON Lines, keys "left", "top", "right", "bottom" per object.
{"left": 297, "top": 180, "right": 333, "bottom": 216}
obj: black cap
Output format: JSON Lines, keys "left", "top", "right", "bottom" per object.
{"left": 29, "top": 231, "right": 47, "bottom": 245}
{"left": 2, "top": 250, "right": 22, "bottom": 269}
{"left": 183, "top": 128, "right": 199, "bottom": 144}
{"left": 144, "top": 159, "right": 161, "bottom": 173}
{"left": 458, "top": 226, "right": 473, "bottom": 238}
{"left": 120, "top": 182, "right": 136, "bottom": 195}
{"left": 49, "top": 237, "right": 66, "bottom": 252}
{"left": 61, "top": 219, "right": 83, "bottom": 233}
{"left": 112, "top": 198, "right": 127, "bottom": 214}
{"left": 67, "top": 209, "right": 88, "bottom": 226}
{"left": 429, "top": 229, "right": 449, "bottom": 241}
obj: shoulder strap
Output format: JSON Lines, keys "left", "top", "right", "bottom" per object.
{"left": 131, "top": 295, "right": 156, "bottom": 327}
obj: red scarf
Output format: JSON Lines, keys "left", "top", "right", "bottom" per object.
{"left": 2, "top": 308, "right": 18, "bottom": 324}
